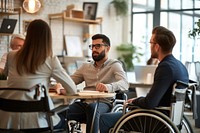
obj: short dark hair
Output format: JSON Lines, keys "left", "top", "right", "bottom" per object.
{"left": 152, "top": 26, "right": 176, "bottom": 54}
{"left": 92, "top": 34, "right": 110, "bottom": 46}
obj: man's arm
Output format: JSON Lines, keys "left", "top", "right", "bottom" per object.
{"left": 132, "top": 65, "right": 173, "bottom": 109}
{"left": 103, "top": 60, "right": 129, "bottom": 92}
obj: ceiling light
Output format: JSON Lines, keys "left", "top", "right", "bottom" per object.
{"left": 23, "top": 0, "right": 41, "bottom": 14}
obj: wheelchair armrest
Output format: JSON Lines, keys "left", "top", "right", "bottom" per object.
{"left": 126, "top": 103, "right": 140, "bottom": 108}
{"left": 50, "top": 104, "right": 69, "bottom": 115}
{"left": 176, "top": 80, "right": 189, "bottom": 88}
{"left": 155, "top": 106, "right": 171, "bottom": 111}
{"left": 122, "top": 103, "right": 140, "bottom": 114}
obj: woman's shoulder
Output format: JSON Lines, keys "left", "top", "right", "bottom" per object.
{"left": 46, "top": 55, "right": 59, "bottom": 61}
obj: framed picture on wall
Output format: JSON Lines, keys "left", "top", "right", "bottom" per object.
{"left": 83, "top": 2, "right": 98, "bottom": 20}
{"left": 23, "top": 20, "right": 32, "bottom": 34}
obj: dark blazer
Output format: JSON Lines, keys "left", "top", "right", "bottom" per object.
{"left": 133, "top": 54, "right": 189, "bottom": 109}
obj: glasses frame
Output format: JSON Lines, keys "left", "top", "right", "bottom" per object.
{"left": 149, "top": 41, "right": 157, "bottom": 45}
{"left": 89, "top": 44, "right": 108, "bottom": 50}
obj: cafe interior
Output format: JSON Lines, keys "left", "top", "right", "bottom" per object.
{"left": 0, "top": 0, "right": 200, "bottom": 132}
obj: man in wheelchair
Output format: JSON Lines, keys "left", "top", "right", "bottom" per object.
{"left": 99, "top": 26, "right": 189, "bottom": 133}
{"left": 64, "top": 34, "right": 129, "bottom": 133}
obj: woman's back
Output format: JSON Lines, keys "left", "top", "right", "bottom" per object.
{"left": 0, "top": 19, "right": 76, "bottom": 129}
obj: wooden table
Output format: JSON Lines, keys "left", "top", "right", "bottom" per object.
{"left": 50, "top": 90, "right": 115, "bottom": 133}
{"left": 50, "top": 90, "right": 115, "bottom": 99}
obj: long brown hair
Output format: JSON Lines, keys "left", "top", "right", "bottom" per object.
{"left": 16, "top": 19, "right": 53, "bottom": 75}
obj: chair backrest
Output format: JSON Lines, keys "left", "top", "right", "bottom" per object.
{"left": 0, "top": 84, "right": 54, "bottom": 132}
{"left": 170, "top": 80, "right": 189, "bottom": 126}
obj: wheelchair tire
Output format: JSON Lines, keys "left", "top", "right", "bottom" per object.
{"left": 111, "top": 109, "right": 180, "bottom": 133}
{"left": 111, "top": 104, "right": 124, "bottom": 112}
{"left": 180, "top": 114, "right": 193, "bottom": 133}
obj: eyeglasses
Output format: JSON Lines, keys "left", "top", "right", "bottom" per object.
{"left": 149, "top": 42, "right": 157, "bottom": 45}
{"left": 89, "top": 44, "right": 108, "bottom": 50}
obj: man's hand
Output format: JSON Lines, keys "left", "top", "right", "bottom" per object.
{"left": 96, "top": 83, "right": 108, "bottom": 92}
{"left": 126, "top": 98, "right": 137, "bottom": 104}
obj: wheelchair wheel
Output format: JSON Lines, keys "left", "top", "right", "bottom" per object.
{"left": 179, "top": 114, "right": 193, "bottom": 133}
{"left": 111, "top": 109, "right": 180, "bottom": 133}
{"left": 111, "top": 104, "right": 124, "bottom": 112}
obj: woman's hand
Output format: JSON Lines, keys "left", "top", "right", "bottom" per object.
{"left": 53, "top": 83, "right": 66, "bottom": 95}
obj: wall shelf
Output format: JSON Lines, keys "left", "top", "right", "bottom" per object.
{"left": 48, "top": 11, "right": 102, "bottom": 25}
{"left": 48, "top": 11, "right": 103, "bottom": 56}
{"left": 0, "top": 8, "right": 22, "bottom": 16}
{"left": 0, "top": 33, "right": 13, "bottom": 36}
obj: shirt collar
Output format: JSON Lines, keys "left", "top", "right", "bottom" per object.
{"left": 93, "top": 58, "right": 109, "bottom": 68}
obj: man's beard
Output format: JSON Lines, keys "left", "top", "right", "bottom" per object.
{"left": 151, "top": 51, "right": 158, "bottom": 58}
{"left": 92, "top": 50, "right": 106, "bottom": 61}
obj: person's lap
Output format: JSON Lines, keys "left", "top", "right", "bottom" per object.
{"left": 66, "top": 101, "right": 112, "bottom": 133}
{"left": 100, "top": 112, "right": 123, "bottom": 133}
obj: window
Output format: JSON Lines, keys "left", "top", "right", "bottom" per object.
{"left": 131, "top": 0, "right": 200, "bottom": 65}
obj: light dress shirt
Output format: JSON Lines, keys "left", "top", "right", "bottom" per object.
{"left": 71, "top": 59, "right": 129, "bottom": 93}
{"left": 0, "top": 50, "right": 77, "bottom": 129}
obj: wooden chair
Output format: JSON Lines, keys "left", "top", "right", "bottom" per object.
{"left": 0, "top": 84, "right": 69, "bottom": 133}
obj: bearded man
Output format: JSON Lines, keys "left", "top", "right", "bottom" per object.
{"left": 65, "top": 34, "right": 129, "bottom": 133}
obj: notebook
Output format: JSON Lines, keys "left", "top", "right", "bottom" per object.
{"left": 0, "top": 18, "right": 17, "bottom": 34}
{"left": 134, "top": 65, "right": 157, "bottom": 84}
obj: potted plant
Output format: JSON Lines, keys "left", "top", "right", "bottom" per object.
{"left": 116, "top": 43, "right": 143, "bottom": 71}
{"left": 110, "top": 0, "right": 128, "bottom": 17}
{"left": 188, "top": 19, "right": 200, "bottom": 38}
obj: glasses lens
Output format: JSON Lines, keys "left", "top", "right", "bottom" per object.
{"left": 95, "top": 44, "right": 101, "bottom": 49}
{"left": 89, "top": 44, "right": 101, "bottom": 50}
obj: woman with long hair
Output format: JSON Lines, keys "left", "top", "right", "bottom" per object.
{"left": 0, "top": 19, "right": 76, "bottom": 131}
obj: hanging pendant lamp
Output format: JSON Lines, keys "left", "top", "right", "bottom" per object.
{"left": 23, "top": 0, "right": 41, "bottom": 13}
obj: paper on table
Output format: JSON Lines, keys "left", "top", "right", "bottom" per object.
{"left": 79, "top": 90, "right": 100, "bottom": 93}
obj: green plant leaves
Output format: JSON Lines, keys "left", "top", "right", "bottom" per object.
{"left": 188, "top": 19, "right": 200, "bottom": 38}
{"left": 116, "top": 43, "right": 143, "bottom": 71}
{"left": 111, "top": 0, "right": 128, "bottom": 17}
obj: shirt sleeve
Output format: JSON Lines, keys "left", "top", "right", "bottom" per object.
{"left": 70, "top": 65, "right": 85, "bottom": 85}
{"left": 106, "top": 61, "right": 129, "bottom": 92}
{"left": 51, "top": 56, "right": 77, "bottom": 95}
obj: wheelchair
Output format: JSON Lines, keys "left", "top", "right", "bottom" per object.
{"left": 69, "top": 90, "right": 128, "bottom": 133}
{"left": 0, "top": 84, "right": 69, "bottom": 133}
{"left": 110, "top": 80, "right": 197, "bottom": 133}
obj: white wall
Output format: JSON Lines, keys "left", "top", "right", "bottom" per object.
{"left": 13, "top": 0, "right": 131, "bottom": 59}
